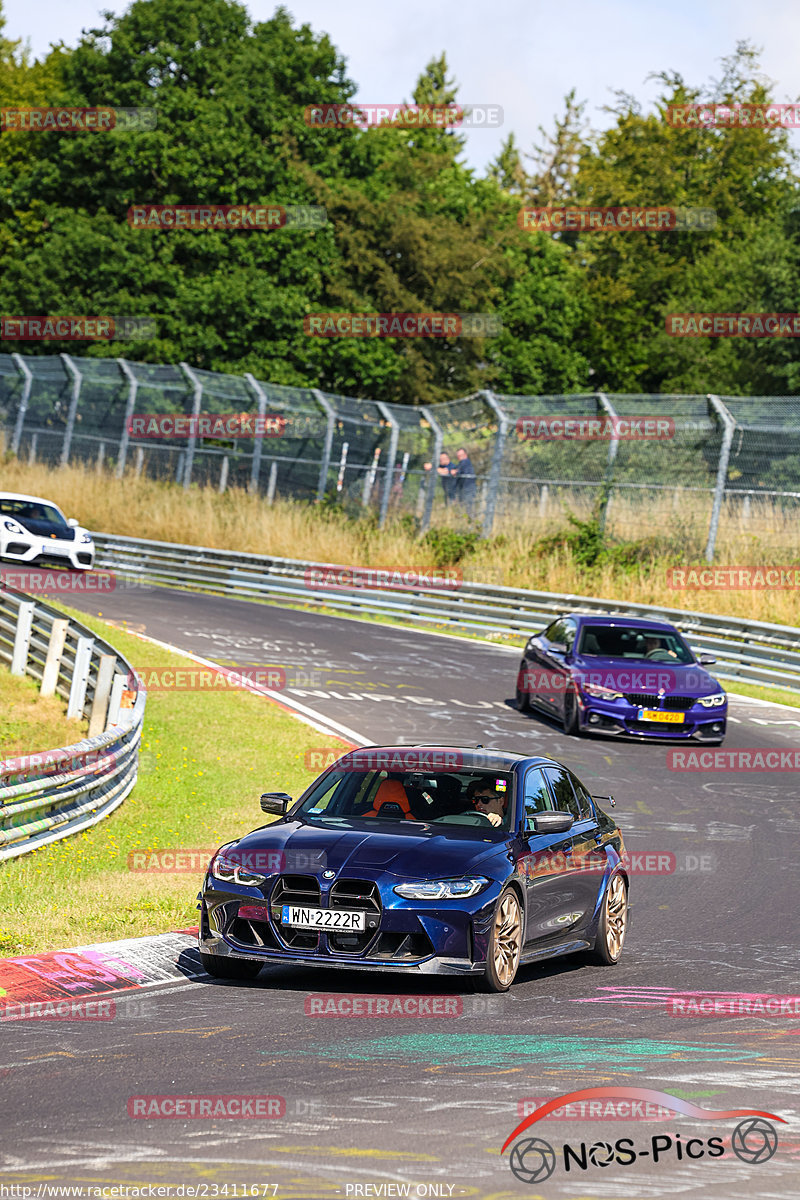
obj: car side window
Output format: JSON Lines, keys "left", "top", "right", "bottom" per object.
{"left": 545, "top": 619, "right": 567, "bottom": 646}
{"left": 541, "top": 765, "right": 581, "bottom": 820}
{"left": 523, "top": 767, "right": 553, "bottom": 829}
{"left": 561, "top": 619, "right": 577, "bottom": 651}
{"left": 567, "top": 771, "right": 595, "bottom": 820}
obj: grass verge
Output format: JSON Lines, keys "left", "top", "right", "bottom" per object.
{"left": 0, "top": 611, "right": 350, "bottom": 957}
{"left": 0, "top": 668, "right": 87, "bottom": 758}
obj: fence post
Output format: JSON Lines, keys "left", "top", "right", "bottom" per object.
{"left": 312, "top": 388, "right": 336, "bottom": 502}
{"left": 11, "top": 601, "right": 35, "bottom": 675}
{"left": 362, "top": 447, "right": 381, "bottom": 507}
{"left": 219, "top": 456, "right": 229, "bottom": 493}
{"left": 67, "top": 636, "right": 94, "bottom": 719}
{"left": 419, "top": 406, "right": 443, "bottom": 533}
{"left": 60, "top": 353, "right": 83, "bottom": 466}
{"left": 88, "top": 654, "right": 117, "bottom": 737}
{"left": 41, "top": 618, "right": 69, "bottom": 696}
{"left": 266, "top": 460, "right": 278, "bottom": 504}
{"left": 704, "top": 394, "right": 737, "bottom": 563}
{"left": 179, "top": 362, "right": 203, "bottom": 489}
{"left": 115, "top": 359, "right": 139, "bottom": 478}
{"left": 480, "top": 390, "right": 510, "bottom": 538}
{"left": 376, "top": 402, "right": 400, "bottom": 528}
{"left": 244, "top": 372, "right": 268, "bottom": 494}
{"left": 596, "top": 391, "right": 620, "bottom": 533}
{"left": 28, "top": 432, "right": 38, "bottom": 465}
{"left": 10, "top": 353, "right": 32, "bottom": 456}
{"left": 336, "top": 441, "right": 349, "bottom": 492}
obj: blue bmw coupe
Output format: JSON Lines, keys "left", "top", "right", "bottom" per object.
{"left": 198, "top": 746, "right": 629, "bottom": 992}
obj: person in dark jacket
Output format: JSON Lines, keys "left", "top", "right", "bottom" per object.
{"left": 451, "top": 447, "right": 477, "bottom": 514}
{"left": 423, "top": 452, "right": 457, "bottom": 504}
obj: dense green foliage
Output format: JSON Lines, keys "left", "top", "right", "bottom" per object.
{"left": 1, "top": 3, "right": 798, "bottom": 401}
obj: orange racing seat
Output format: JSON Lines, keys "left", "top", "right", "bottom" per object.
{"left": 363, "top": 778, "right": 414, "bottom": 820}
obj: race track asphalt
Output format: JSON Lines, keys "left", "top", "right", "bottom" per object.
{"left": 2, "top": 585, "right": 799, "bottom": 1198}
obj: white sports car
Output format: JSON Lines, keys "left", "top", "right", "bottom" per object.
{"left": 0, "top": 493, "right": 95, "bottom": 571}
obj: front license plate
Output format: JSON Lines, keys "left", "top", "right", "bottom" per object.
{"left": 638, "top": 709, "right": 685, "bottom": 724}
{"left": 281, "top": 905, "right": 365, "bottom": 931}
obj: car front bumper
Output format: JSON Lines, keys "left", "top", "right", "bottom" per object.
{"left": 577, "top": 695, "right": 726, "bottom": 740}
{"left": 1, "top": 538, "right": 95, "bottom": 570}
{"left": 198, "top": 874, "right": 499, "bottom": 975}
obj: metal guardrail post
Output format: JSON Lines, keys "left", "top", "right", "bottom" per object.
{"left": 376, "top": 402, "right": 400, "bottom": 528}
{"left": 60, "top": 353, "right": 83, "bottom": 466}
{"left": 312, "top": 388, "right": 336, "bottom": 502}
{"left": 244, "top": 373, "right": 268, "bottom": 493}
{"left": 41, "top": 618, "right": 69, "bottom": 696}
{"left": 596, "top": 391, "right": 620, "bottom": 533}
{"left": 11, "top": 601, "right": 35, "bottom": 675}
{"left": 115, "top": 359, "right": 139, "bottom": 478}
{"left": 10, "top": 353, "right": 32, "bottom": 456}
{"left": 705, "top": 394, "right": 737, "bottom": 563}
{"left": 481, "top": 390, "right": 510, "bottom": 537}
{"left": 179, "top": 362, "right": 204, "bottom": 490}
{"left": 67, "top": 636, "right": 94, "bottom": 718}
{"left": 419, "top": 406, "right": 443, "bottom": 532}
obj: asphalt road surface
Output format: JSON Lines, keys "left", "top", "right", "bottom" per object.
{"left": 2, "top": 585, "right": 799, "bottom": 1199}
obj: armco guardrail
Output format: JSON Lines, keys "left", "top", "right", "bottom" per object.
{"left": 0, "top": 586, "right": 145, "bottom": 860}
{"left": 94, "top": 532, "right": 800, "bottom": 695}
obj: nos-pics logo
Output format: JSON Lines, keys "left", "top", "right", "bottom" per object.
{"left": 502, "top": 1087, "right": 784, "bottom": 1184}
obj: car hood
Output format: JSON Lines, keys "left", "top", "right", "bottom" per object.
{"left": 16, "top": 518, "right": 76, "bottom": 541}
{"left": 232, "top": 820, "right": 508, "bottom": 879}
{"left": 571, "top": 654, "right": 719, "bottom": 695}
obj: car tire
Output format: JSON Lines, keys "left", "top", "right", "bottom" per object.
{"left": 588, "top": 873, "right": 628, "bottom": 965}
{"left": 562, "top": 687, "right": 580, "bottom": 736}
{"left": 515, "top": 662, "right": 531, "bottom": 712}
{"left": 475, "top": 886, "right": 523, "bottom": 993}
{"left": 200, "top": 951, "right": 263, "bottom": 981}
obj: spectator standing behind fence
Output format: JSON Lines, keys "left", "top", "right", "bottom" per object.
{"left": 423, "top": 451, "right": 457, "bottom": 504}
{"left": 451, "top": 447, "right": 477, "bottom": 514}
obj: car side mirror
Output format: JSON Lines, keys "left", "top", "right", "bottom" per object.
{"left": 529, "top": 810, "right": 573, "bottom": 834}
{"left": 67, "top": 518, "right": 79, "bottom": 528}
{"left": 260, "top": 792, "right": 292, "bottom": 815}
{"left": 548, "top": 641, "right": 568, "bottom": 655}
{"left": 697, "top": 653, "right": 716, "bottom": 665}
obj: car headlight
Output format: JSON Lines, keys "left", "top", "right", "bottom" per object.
{"left": 3, "top": 519, "right": 25, "bottom": 534}
{"left": 696, "top": 693, "right": 726, "bottom": 708}
{"left": 80, "top": 533, "right": 93, "bottom": 544}
{"left": 210, "top": 850, "right": 267, "bottom": 887}
{"left": 582, "top": 682, "right": 624, "bottom": 700}
{"left": 394, "top": 877, "right": 490, "bottom": 900}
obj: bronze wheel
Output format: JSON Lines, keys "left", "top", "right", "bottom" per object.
{"left": 478, "top": 887, "right": 523, "bottom": 992}
{"left": 589, "top": 874, "right": 628, "bottom": 964}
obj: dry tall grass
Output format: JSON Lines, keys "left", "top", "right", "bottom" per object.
{"left": 2, "top": 457, "right": 798, "bottom": 627}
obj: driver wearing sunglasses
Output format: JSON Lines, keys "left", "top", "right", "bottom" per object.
{"left": 466, "top": 779, "right": 507, "bottom": 827}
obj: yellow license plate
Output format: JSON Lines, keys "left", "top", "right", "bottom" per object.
{"left": 639, "top": 709, "right": 684, "bottom": 724}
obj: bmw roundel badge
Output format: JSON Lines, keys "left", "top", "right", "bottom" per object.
{"left": 322, "top": 869, "right": 335, "bottom": 879}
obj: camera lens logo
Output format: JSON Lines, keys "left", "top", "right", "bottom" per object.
{"left": 731, "top": 1117, "right": 778, "bottom": 1165}
{"left": 588, "top": 1140, "right": 615, "bottom": 1167}
{"left": 509, "top": 1137, "right": 556, "bottom": 1183}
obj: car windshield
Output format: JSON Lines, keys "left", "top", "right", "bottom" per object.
{"left": 577, "top": 624, "right": 694, "bottom": 664}
{"left": 295, "top": 768, "right": 514, "bottom": 831}
{"left": 0, "top": 498, "right": 68, "bottom": 528}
